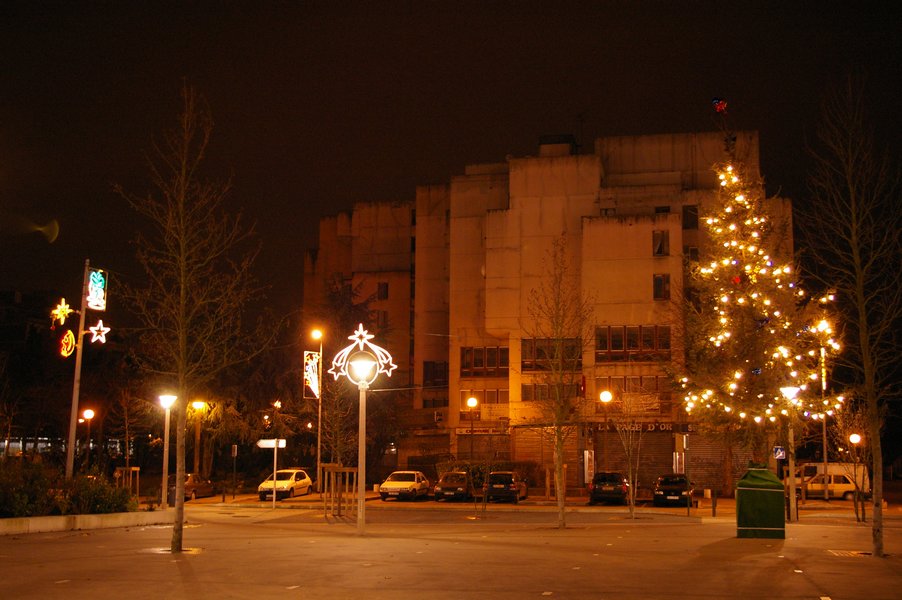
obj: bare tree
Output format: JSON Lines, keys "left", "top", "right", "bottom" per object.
{"left": 524, "top": 235, "right": 594, "bottom": 528}
{"left": 604, "top": 393, "right": 653, "bottom": 518}
{"left": 802, "top": 75, "right": 901, "bottom": 557}
{"left": 117, "top": 82, "right": 276, "bottom": 553}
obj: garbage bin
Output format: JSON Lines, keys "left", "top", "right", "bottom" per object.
{"left": 736, "top": 468, "right": 785, "bottom": 539}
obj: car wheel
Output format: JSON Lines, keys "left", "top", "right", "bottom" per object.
{"left": 305, "top": 484, "right": 312, "bottom": 495}
{"left": 843, "top": 492, "right": 854, "bottom": 501}
{"left": 380, "top": 494, "right": 388, "bottom": 501}
{"left": 288, "top": 488, "right": 295, "bottom": 498}
{"left": 259, "top": 493, "right": 266, "bottom": 501}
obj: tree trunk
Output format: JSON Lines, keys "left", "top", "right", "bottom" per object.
{"left": 171, "top": 404, "right": 187, "bottom": 553}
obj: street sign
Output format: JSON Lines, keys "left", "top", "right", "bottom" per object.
{"left": 256, "top": 438, "right": 286, "bottom": 449}
{"left": 773, "top": 446, "right": 786, "bottom": 460}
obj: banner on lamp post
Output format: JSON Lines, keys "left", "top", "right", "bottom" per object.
{"left": 303, "top": 351, "right": 321, "bottom": 399}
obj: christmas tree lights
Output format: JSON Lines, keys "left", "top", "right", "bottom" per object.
{"left": 681, "top": 163, "right": 840, "bottom": 423}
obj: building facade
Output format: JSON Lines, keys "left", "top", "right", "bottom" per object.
{"left": 303, "top": 131, "right": 788, "bottom": 491}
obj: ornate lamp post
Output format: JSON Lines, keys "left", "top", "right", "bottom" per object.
{"left": 329, "top": 324, "right": 395, "bottom": 535}
{"left": 159, "top": 394, "right": 176, "bottom": 508}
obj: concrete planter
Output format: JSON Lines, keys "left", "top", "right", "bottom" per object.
{"left": 0, "top": 509, "right": 176, "bottom": 536}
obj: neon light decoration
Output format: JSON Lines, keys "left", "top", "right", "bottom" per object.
{"left": 52, "top": 299, "right": 74, "bottom": 325}
{"left": 60, "top": 330, "right": 76, "bottom": 357}
{"left": 304, "top": 351, "right": 321, "bottom": 399}
{"left": 86, "top": 268, "right": 107, "bottom": 311}
{"left": 89, "top": 320, "right": 111, "bottom": 343}
{"left": 329, "top": 324, "right": 396, "bottom": 384}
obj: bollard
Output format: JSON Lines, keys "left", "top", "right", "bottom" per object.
{"left": 712, "top": 491, "right": 717, "bottom": 517}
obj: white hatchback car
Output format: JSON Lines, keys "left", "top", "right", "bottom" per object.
{"left": 258, "top": 469, "right": 313, "bottom": 501}
{"left": 379, "top": 470, "right": 430, "bottom": 501}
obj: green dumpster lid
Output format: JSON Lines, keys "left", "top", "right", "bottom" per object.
{"left": 736, "top": 468, "right": 784, "bottom": 490}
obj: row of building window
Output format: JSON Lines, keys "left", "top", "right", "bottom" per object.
{"left": 595, "top": 325, "right": 671, "bottom": 362}
{"left": 521, "top": 338, "right": 582, "bottom": 371}
{"left": 459, "top": 389, "right": 509, "bottom": 405}
{"left": 460, "top": 346, "right": 510, "bottom": 377}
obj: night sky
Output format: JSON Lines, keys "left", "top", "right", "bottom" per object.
{"left": 1, "top": 2, "right": 899, "bottom": 317}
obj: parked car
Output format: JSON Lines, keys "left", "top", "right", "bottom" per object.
{"left": 168, "top": 473, "right": 215, "bottom": 503}
{"left": 588, "top": 471, "right": 629, "bottom": 505}
{"left": 652, "top": 474, "right": 693, "bottom": 506}
{"left": 379, "top": 470, "right": 431, "bottom": 501}
{"left": 484, "top": 471, "right": 528, "bottom": 503}
{"left": 258, "top": 468, "right": 313, "bottom": 501}
{"left": 434, "top": 471, "right": 475, "bottom": 501}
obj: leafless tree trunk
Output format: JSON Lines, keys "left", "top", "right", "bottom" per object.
{"left": 803, "top": 75, "right": 901, "bottom": 557}
{"left": 607, "top": 394, "right": 652, "bottom": 518}
{"left": 117, "top": 82, "right": 275, "bottom": 552}
{"left": 525, "top": 235, "right": 594, "bottom": 529}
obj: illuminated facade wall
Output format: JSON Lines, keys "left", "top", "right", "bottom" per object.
{"left": 304, "top": 130, "right": 786, "bottom": 489}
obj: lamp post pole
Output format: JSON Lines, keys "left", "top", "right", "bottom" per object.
{"left": 599, "top": 391, "right": 612, "bottom": 471}
{"left": 312, "top": 329, "right": 324, "bottom": 493}
{"left": 82, "top": 409, "right": 95, "bottom": 470}
{"left": 466, "top": 397, "right": 478, "bottom": 459}
{"left": 356, "top": 378, "right": 368, "bottom": 535}
{"left": 820, "top": 345, "right": 829, "bottom": 501}
{"left": 849, "top": 433, "right": 862, "bottom": 520}
{"left": 159, "top": 395, "right": 176, "bottom": 508}
{"left": 192, "top": 401, "right": 205, "bottom": 475}
{"left": 780, "top": 386, "right": 800, "bottom": 522}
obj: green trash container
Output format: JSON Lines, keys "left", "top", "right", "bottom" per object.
{"left": 736, "top": 468, "right": 785, "bottom": 539}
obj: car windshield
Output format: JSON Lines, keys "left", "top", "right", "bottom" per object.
{"left": 441, "top": 473, "right": 467, "bottom": 484}
{"left": 386, "top": 472, "right": 416, "bottom": 482}
{"left": 659, "top": 476, "right": 687, "bottom": 485}
{"left": 489, "top": 473, "right": 513, "bottom": 484}
{"left": 275, "top": 472, "right": 298, "bottom": 481}
{"left": 594, "top": 473, "right": 622, "bottom": 484}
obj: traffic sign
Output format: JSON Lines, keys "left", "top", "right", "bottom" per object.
{"left": 256, "top": 438, "right": 286, "bottom": 449}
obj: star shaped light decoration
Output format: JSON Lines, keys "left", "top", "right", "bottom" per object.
{"left": 328, "top": 323, "right": 396, "bottom": 384}
{"left": 51, "top": 298, "right": 74, "bottom": 325}
{"left": 88, "top": 320, "right": 111, "bottom": 343}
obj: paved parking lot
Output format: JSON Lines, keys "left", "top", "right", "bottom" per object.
{"left": 2, "top": 494, "right": 899, "bottom": 599}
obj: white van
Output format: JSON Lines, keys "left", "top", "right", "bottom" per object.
{"left": 790, "top": 462, "right": 870, "bottom": 500}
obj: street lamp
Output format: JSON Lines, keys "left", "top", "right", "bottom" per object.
{"left": 191, "top": 401, "right": 206, "bottom": 475}
{"left": 780, "top": 386, "right": 800, "bottom": 521}
{"left": 82, "top": 409, "right": 95, "bottom": 469}
{"left": 329, "top": 324, "right": 395, "bottom": 535}
{"left": 599, "top": 391, "right": 612, "bottom": 470}
{"left": 311, "top": 328, "right": 324, "bottom": 492}
{"left": 849, "top": 432, "right": 862, "bottom": 510}
{"left": 466, "top": 397, "right": 478, "bottom": 459}
{"left": 159, "top": 394, "right": 176, "bottom": 508}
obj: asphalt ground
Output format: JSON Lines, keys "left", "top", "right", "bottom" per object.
{"left": 1, "top": 492, "right": 899, "bottom": 600}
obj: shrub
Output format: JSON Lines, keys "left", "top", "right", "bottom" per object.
{"left": 0, "top": 461, "right": 61, "bottom": 518}
{"left": 67, "top": 475, "right": 136, "bottom": 514}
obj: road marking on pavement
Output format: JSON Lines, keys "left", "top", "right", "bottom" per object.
{"left": 54, "top": 580, "right": 70, "bottom": 584}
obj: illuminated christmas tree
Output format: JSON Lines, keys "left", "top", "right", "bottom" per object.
{"left": 680, "top": 160, "right": 839, "bottom": 441}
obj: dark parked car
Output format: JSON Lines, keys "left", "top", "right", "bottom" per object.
{"left": 434, "top": 471, "right": 475, "bottom": 501}
{"left": 652, "top": 474, "right": 693, "bottom": 506}
{"left": 167, "top": 473, "right": 215, "bottom": 504}
{"left": 588, "top": 471, "right": 629, "bottom": 505}
{"left": 484, "top": 471, "right": 528, "bottom": 503}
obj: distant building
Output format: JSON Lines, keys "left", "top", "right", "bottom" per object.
{"left": 303, "top": 131, "right": 790, "bottom": 491}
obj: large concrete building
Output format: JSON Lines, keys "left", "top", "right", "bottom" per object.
{"left": 303, "top": 130, "right": 788, "bottom": 491}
